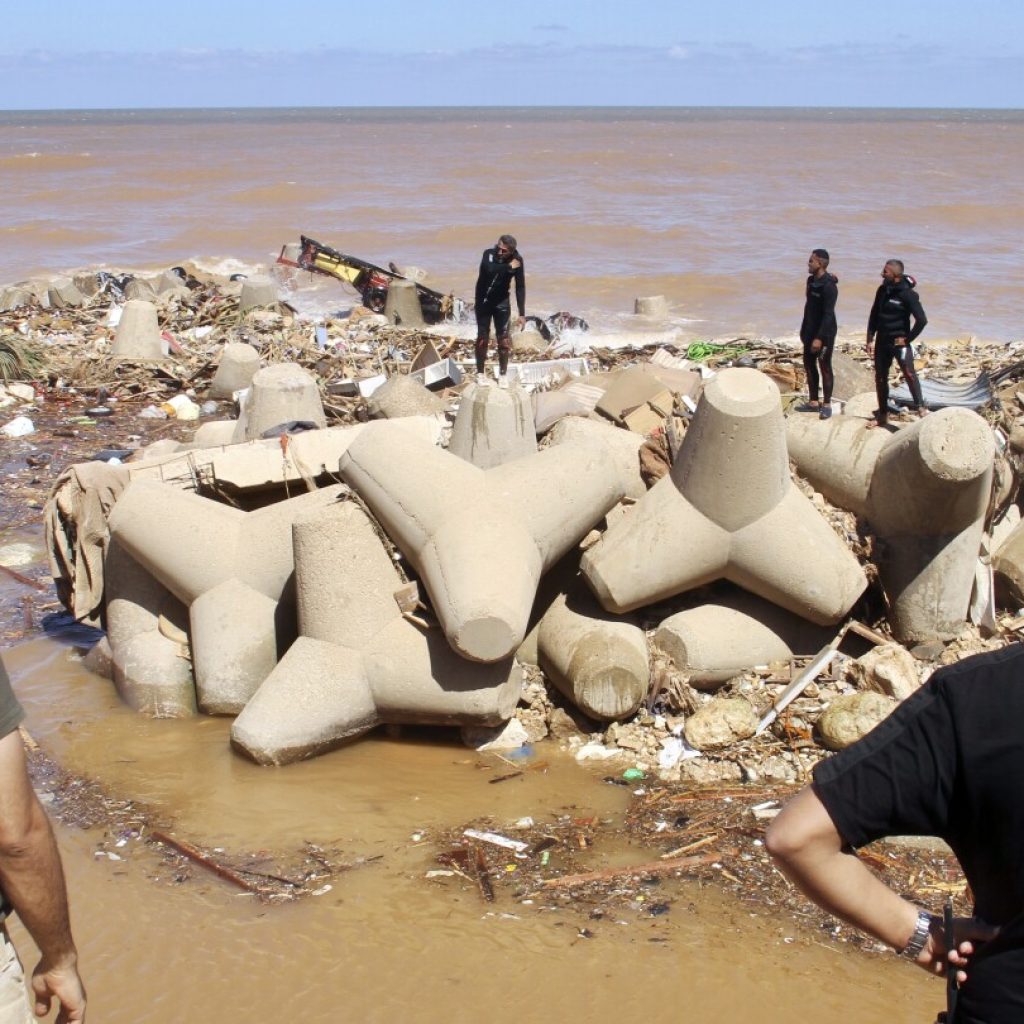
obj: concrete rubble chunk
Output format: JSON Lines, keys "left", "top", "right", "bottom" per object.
{"left": 232, "top": 362, "right": 326, "bottom": 442}
{"left": 383, "top": 278, "right": 425, "bottom": 328}
{"left": 209, "top": 342, "right": 261, "bottom": 399}
{"left": 537, "top": 587, "right": 649, "bottom": 721}
{"left": 112, "top": 299, "right": 165, "bottom": 362}
{"left": 339, "top": 419, "right": 625, "bottom": 662}
{"left": 107, "top": 479, "right": 343, "bottom": 713}
{"left": 846, "top": 643, "right": 921, "bottom": 700}
{"left": 0, "top": 287, "right": 33, "bottom": 311}
{"left": 366, "top": 374, "right": 445, "bottom": 419}
{"left": 582, "top": 367, "right": 868, "bottom": 624}
{"left": 47, "top": 277, "right": 86, "bottom": 309}
{"left": 654, "top": 591, "right": 833, "bottom": 689}
{"left": 816, "top": 692, "right": 895, "bottom": 751}
{"left": 684, "top": 697, "right": 758, "bottom": 751}
{"left": 448, "top": 381, "right": 537, "bottom": 468}
{"left": 238, "top": 275, "right": 279, "bottom": 312}
{"left": 231, "top": 499, "right": 521, "bottom": 765}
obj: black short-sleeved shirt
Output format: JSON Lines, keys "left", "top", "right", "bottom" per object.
{"left": 813, "top": 644, "right": 1024, "bottom": 1022}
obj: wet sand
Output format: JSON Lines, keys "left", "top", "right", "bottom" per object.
{"left": 4, "top": 637, "right": 943, "bottom": 1024}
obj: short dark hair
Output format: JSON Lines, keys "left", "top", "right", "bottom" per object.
{"left": 812, "top": 248, "right": 830, "bottom": 265}
{"left": 885, "top": 258, "right": 904, "bottom": 274}
{"left": 498, "top": 234, "right": 517, "bottom": 250}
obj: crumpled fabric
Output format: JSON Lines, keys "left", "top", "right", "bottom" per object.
{"left": 44, "top": 461, "right": 130, "bottom": 626}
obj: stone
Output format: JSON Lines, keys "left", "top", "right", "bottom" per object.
{"left": 548, "top": 707, "right": 587, "bottom": 740}
{"left": 582, "top": 368, "right": 867, "bottom": 624}
{"left": 511, "top": 325, "right": 547, "bottom": 354}
{"left": 0, "top": 287, "right": 33, "bottom": 311}
{"left": 462, "top": 718, "right": 530, "bottom": 751}
{"left": 846, "top": 644, "right": 920, "bottom": 700}
{"left": 448, "top": 381, "right": 537, "bottom": 469}
{"left": 816, "top": 692, "right": 895, "bottom": 750}
{"left": 683, "top": 697, "right": 758, "bottom": 750}
{"left": 47, "top": 278, "right": 86, "bottom": 309}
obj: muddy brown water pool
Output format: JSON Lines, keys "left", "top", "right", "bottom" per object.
{"left": 0, "top": 637, "right": 947, "bottom": 1024}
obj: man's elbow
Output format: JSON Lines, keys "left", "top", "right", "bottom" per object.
{"left": 0, "top": 798, "right": 48, "bottom": 861}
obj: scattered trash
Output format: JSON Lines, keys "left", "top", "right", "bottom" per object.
{"left": 2, "top": 415, "right": 35, "bottom": 437}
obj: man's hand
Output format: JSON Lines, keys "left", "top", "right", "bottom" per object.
{"left": 914, "top": 917, "right": 999, "bottom": 983}
{"left": 865, "top": 333, "right": 875, "bottom": 357}
{"left": 810, "top": 338, "right": 823, "bottom": 354}
{"left": 32, "top": 958, "right": 86, "bottom": 1022}
{"left": 516, "top": 316, "right": 526, "bottom": 330}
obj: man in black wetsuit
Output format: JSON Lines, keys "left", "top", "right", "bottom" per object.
{"left": 800, "top": 248, "right": 839, "bottom": 420}
{"left": 767, "top": 644, "right": 1024, "bottom": 1023}
{"left": 474, "top": 235, "right": 525, "bottom": 379}
{"left": 866, "top": 258, "right": 927, "bottom": 428}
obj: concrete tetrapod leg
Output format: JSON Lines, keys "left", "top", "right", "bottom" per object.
{"left": 231, "top": 499, "right": 521, "bottom": 765}
{"left": 112, "top": 299, "right": 165, "bottom": 362}
{"left": 581, "top": 367, "right": 867, "bottom": 624}
{"left": 209, "top": 342, "right": 261, "bottom": 399}
{"left": 232, "top": 362, "right": 326, "bottom": 442}
{"left": 366, "top": 374, "right": 445, "bottom": 419}
{"left": 107, "top": 479, "right": 344, "bottom": 712}
{"left": 654, "top": 590, "right": 832, "bottom": 689}
{"left": 448, "top": 381, "right": 537, "bottom": 469}
{"left": 865, "top": 408, "right": 994, "bottom": 642}
{"left": 238, "top": 276, "right": 279, "bottom": 313}
{"left": 340, "top": 420, "right": 624, "bottom": 662}
{"left": 537, "top": 587, "right": 649, "bottom": 721}
{"left": 104, "top": 539, "right": 196, "bottom": 717}
{"left": 546, "top": 416, "right": 646, "bottom": 500}
{"left": 383, "top": 279, "right": 425, "bottom": 328}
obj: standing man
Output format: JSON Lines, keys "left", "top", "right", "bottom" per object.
{"left": 0, "top": 657, "right": 86, "bottom": 1023}
{"left": 866, "top": 258, "right": 928, "bottom": 428}
{"left": 474, "top": 235, "right": 525, "bottom": 381}
{"left": 766, "top": 645, "right": 1024, "bottom": 1022}
{"left": 800, "top": 248, "right": 839, "bottom": 419}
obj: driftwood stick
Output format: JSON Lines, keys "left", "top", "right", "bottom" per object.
{"left": 0, "top": 563, "right": 47, "bottom": 590}
{"left": 539, "top": 848, "right": 732, "bottom": 890}
{"left": 150, "top": 830, "right": 265, "bottom": 893}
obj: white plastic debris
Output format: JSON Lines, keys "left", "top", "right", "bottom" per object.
{"left": 574, "top": 741, "right": 623, "bottom": 762}
{"left": 1, "top": 415, "right": 35, "bottom": 438}
{"left": 462, "top": 829, "right": 529, "bottom": 853}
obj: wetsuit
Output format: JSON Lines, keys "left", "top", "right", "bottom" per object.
{"left": 800, "top": 272, "right": 838, "bottom": 407}
{"left": 867, "top": 275, "right": 927, "bottom": 418}
{"left": 474, "top": 247, "right": 525, "bottom": 374}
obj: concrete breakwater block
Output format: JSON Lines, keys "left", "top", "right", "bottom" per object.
{"left": 231, "top": 499, "right": 521, "bottom": 765}
{"left": 383, "top": 278, "right": 424, "bottom": 327}
{"left": 232, "top": 362, "right": 326, "bottom": 442}
{"left": 366, "top": 373, "right": 445, "bottom": 419}
{"left": 634, "top": 295, "right": 669, "bottom": 317}
{"left": 107, "top": 479, "right": 343, "bottom": 713}
{"left": 48, "top": 278, "right": 86, "bottom": 309}
{"left": 112, "top": 299, "right": 165, "bottom": 362}
{"left": 789, "top": 407, "right": 995, "bottom": 641}
{"left": 339, "top": 420, "right": 624, "bottom": 662}
{"left": 448, "top": 381, "right": 537, "bottom": 469}
{"left": 581, "top": 367, "right": 867, "bottom": 624}
{"left": 209, "top": 342, "right": 261, "bottom": 399}
{"left": 238, "top": 275, "right": 279, "bottom": 312}
{"left": 537, "top": 587, "right": 649, "bottom": 721}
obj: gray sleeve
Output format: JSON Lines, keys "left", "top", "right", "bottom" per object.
{"left": 0, "top": 658, "right": 25, "bottom": 741}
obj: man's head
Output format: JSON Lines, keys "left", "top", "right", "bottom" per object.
{"left": 808, "top": 249, "right": 830, "bottom": 275}
{"left": 882, "top": 259, "right": 904, "bottom": 283}
{"left": 496, "top": 235, "right": 517, "bottom": 261}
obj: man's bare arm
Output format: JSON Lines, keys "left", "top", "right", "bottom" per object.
{"left": 0, "top": 730, "right": 86, "bottom": 1021}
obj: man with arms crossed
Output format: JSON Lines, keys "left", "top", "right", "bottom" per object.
{"left": 0, "top": 657, "right": 85, "bottom": 1023}
{"left": 766, "top": 644, "right": 1024, "bottom": 1022}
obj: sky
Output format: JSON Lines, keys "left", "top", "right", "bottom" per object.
{"left": 1, "top": 0, "right": 1022, "bottom": 109}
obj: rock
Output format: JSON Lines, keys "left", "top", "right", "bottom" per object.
{"left": 816, "top": 692, "right": 895, "bottom": 751}
{"left": 679, "top": 758, "right": 744, "bottom": 784}
{"left": 515, "top": 707, "right": 549, "bottom": 743}
{"left": 910, "top": 640, "right": 946, "bottom": 662}
{"left": 683, "top": 697, "right": 758, "bottom": 751}
{"left": 605, "top": 720, "right": 647, "bottom": 751}
{"left": 461, "top": 718, "right": 529, "bottom": 752}
{"left": 847, "top": 644, "right": 920, "bottom": 700}
{"left": 548, "top": 707, "right": 586, "bottom": 741}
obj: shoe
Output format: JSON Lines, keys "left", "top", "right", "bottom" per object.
{"left": 819, "top": 406, "right": 832, "bottom": 420}
{"left": 476, "top": 373, "right": 489, "bottom": 386}
{"left": 497, "top": 375, "right": 509, "bottom": 390}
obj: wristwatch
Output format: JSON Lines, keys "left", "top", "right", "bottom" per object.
{"left": 901, "top": 909, "right": 936, "bottom": 959}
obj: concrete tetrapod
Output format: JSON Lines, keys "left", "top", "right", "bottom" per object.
{"left": 866, "top": 409, "right": 994, "bottom": 642}
{"left": 654, "top": 589, "right": 833, "bottom": 689}
{"left": 231, "top": 499, "right": 521, "bottom": 765}
{"left": 787, "top": 407, "right": 995, "bottom": 641}
{"left": 209, "top": 342, "right": 261, "bottom": 399}
{"left": 107, "top": 479, "right": 344, "bottom": 713}
{"left": 105, "top": 539, "right": 197, "bottom": 717}
{"left": 232, "top": 363, "right": 326, "bottom": 442}
{"left": 581, "top": 368, "right": 867, "bottom": 624}
{"left": 448, "top": 381, "right": 537, "bottom": 469}
{"left": 339, "top": 420, "right": 625, "bottom": 662}
{"left": 111, "top": 299, "right": 165, "bottom": 361}
{"left": 537, "top": 586, "right": 649, "bottom": 721}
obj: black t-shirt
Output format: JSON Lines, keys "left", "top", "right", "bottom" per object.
{"left": 813, "top": 644, "right": 1024, "bottom": 1022}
